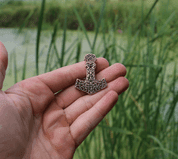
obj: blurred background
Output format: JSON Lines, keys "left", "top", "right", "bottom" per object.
{"left": 0, "top": 0, "right": 178, "bottom": 158}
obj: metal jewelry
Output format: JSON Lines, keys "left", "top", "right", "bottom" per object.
{"left": 75, "top": 54, "right": 107, "bottom": 94}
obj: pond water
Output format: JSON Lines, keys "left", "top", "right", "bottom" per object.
{"left": 0, "top": 28, "right": 90, "bottom": 90}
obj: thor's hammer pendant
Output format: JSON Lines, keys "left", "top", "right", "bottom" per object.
{"left": 75, "top": 54, "right": 107, "bottom": 94}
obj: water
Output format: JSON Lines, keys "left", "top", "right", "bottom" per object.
{"left": 0, "top": 29, "right": 27, "bottom": 54}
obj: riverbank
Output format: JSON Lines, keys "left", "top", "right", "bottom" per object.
{"left": 0, "top": 0, "right": 178, "bottom": 34}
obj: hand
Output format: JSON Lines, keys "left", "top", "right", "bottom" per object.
{"left": 0, "top": 41, "right": 129, "bottom": 159}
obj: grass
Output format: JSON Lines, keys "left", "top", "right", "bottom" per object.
{"left": 2, "top": 0, "right": 178, "bottom": 158}
{"left": 36, "top": 0, "right": 46, "bottom": 75}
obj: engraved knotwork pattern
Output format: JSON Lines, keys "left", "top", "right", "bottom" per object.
{"left": 75, "top": 54, "right": 107, "bottom": 94}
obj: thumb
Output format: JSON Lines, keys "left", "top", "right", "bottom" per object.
{"left": 0, "top": 41, "right": 8, "bottom": 90}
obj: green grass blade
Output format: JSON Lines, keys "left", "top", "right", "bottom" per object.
{"left": 157, "top": 11, "right": 176, "bottom": 35}
{"left": 45, "top": 20, "right": 58, "bottom": 72}
{"left": 39, "top": 45, "right": 46, "bottom": 58}
{"left": 99, "top": 125, "right": 133, "bottom": 135}
{"left": 22, "top": 50, "right": 28, "bottom": 80}
{"left": 36, "top": 0, "right": 46, "bottom": 75}
{"left": 76, "top": 39, "right": 82, "bottom": 63}
{"left": 148, "top": 135, "right": 165, "bottom": 158}
{"left": 18, "top": 9, "right": 35, "bottom": 34}
{"left": 153, "top": 67, "right": 165, "bottom": 134}
{"left": 147, "top": 135, "right": 164, "bottom": 148}
{"left": 141, "top": 147, "right": 178, "bottom": 159}
{"left": 137, "top": 0, "right": 159, "bottom": 30}
{"left": 92, "top": 0, "right": 106, "bottom": 51}
{"left": 65, "top": 37, "right": 78, "bottom": 54}
{"left": 61, "top": 8, "right": 67, "bottom": 67}
{"left": 101, "top": 19, "right": 108, "bottom": 58}
{"left": 65, "top": 47, "right": 76, "bottom": 66}
{"left": 73, "top": 6, "right": 92, "bottom": 50}
{"left": 86, "top": 3, "right": 97, "bottom": 28}
{"left": 166, "top": 63, "right": 178, "bottom": 125}
{"left": 54, "top": 43, "right": 61, "bottom": 68}
{"left": 48, "top": 47, "right": 55, "bottom": 72}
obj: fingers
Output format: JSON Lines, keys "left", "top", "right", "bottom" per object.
{"left": 5, "top": 57, "right": 109, "bottom": 115}
{"left": 70, "top": 90, "right": 118, "bottom": 147}
{"left": 5, "top": 58, "right": 108, "bottom": 114}
{"left": 64, "top": 76, "right": 129, "bottom": 125}
{"left": 55, "top": 63, "right": 127, "bottom": 109}
{"left": 0, "top": 41, "right": 8, "bottom": 90}
{"left": 37, "top": 57, "right": 109, "bottom": 93}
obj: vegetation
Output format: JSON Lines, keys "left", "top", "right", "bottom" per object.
{"left": 2, "top": 0, "right": 178, "bottom": 158}
{"left": 0, "top": 0, "right": 178, "bottom": 35}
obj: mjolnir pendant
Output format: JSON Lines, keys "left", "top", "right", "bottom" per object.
{"left": 75, "top": 54, "right": 107, "bottom": 94}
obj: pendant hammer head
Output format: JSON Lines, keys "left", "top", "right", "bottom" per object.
{"left": 84, "top": 54, "right": 97, "bottom": 63}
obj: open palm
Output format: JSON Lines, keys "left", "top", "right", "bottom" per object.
{"left": 0, "top": 42, "right": 129, "bottom": 159}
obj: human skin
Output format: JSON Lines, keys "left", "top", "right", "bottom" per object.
{"left": 0, "top": 41, "right": 129, "bottom": 159}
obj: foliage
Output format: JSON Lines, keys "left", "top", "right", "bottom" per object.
{"left": 7, "top": 0, "right": 23, "bottom": 6}
{"left": 0, "top": 0, "right": 178, "bottom": 35}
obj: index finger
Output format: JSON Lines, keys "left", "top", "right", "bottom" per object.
{"left": 0, "top": 41, "right": 8, "bottom": 90}
{"left": 37, "top": 57, "right": 109, "bottom": 93}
